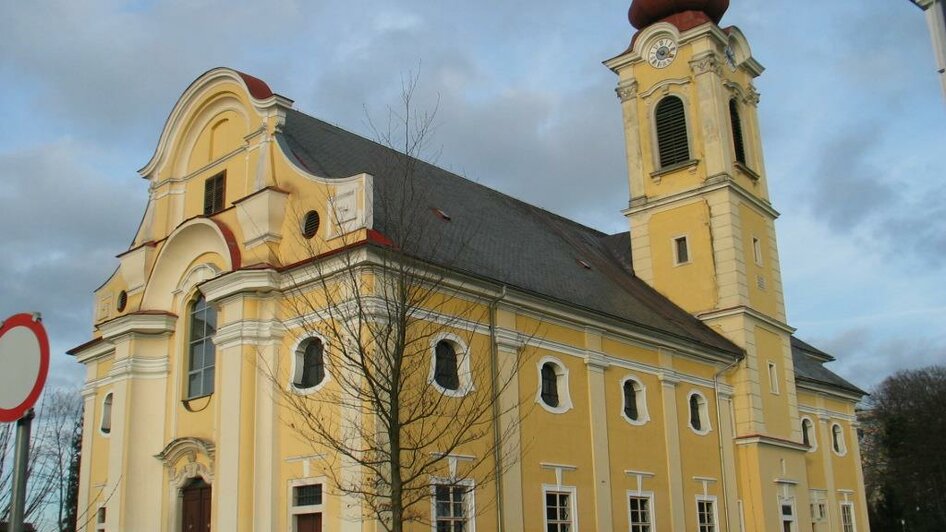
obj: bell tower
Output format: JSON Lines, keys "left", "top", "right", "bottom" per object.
{"left": 605, "top": 2, "right": 811, "bottom": 530}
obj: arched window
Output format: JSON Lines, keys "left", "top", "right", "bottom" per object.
{"left": 621, "top": 377, "right": 649, "bottom": 424}
{"left": 655, "top": 96, "right": 690, "bottom": 168}
{"left": 187, "top": 294, "right": 216, "bottom": 399}
{"left": 624, "top": 380, "right": 639, "bottom": 421}
{"left": 832, "top": 424, "right": 846, "bottom": 455}
{"left": 541, "top": 363, "right": 559, "bottom": 408}
{"left": 802, "top": 418, "right": 815, "bottom": 450}
{"left": 294, "top": 337, "right": 326, "bottom": 390}
{"left": 729, "top": 98, "right": 747, "bottom": 165}
{"left": 434, "top": 340, "right": 460, "bottom": 391}
{"left": 688, "top": 391, "right": 710, "bottom": 434}
{"left": 101, "top": 393, "right": 113, "bottom": 435}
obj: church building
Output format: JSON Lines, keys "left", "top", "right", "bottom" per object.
{"left": 69, "top": 1, "right": 870, "bottom": 530}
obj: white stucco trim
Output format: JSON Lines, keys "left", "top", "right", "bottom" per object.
{"left": 429, "top": 477, "right": 476, "bottom": 532}
{"left": 687, "top": 390, "right": 712, "bottom": 436}
{"left": 801, "top": 416, "right": 817, "bottom": 452}
{"left": 288, "top": 333, "right": 331, "bottom": 395}
{"left": 831, "top": 423, "right": 847, "bottom": 457}
{"left": 287, "top": 476, "right": 327, "bottom": 532}
{"left": 542, "top": 483, "right": 579, "bottom": 532}
{"left": 536, "top": 356, "right": 573, "bottom": 414}
{"left": 619, "top": 375, "right": 650, "bottom": 426}
{"left": 428, "top": 332, "right": 474, "bottom": 397}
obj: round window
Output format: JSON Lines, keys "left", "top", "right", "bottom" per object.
{"left": 302, "top": 210, "right": 321, "bottom": 239}
{"left": 116, "top": 290, "right": 128, "bottom": 312}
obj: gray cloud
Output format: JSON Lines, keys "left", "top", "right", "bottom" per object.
{"left": 0, "top": 141, "right": 146, "bottom": 387}
{"left": 0, "top": 0, "right": 942, "bottom": 395}
{"left": 817, "top": 327, "right": 946, "bottom": 391}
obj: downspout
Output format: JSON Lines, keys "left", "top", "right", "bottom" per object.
{"left": 715, "top": 356, "right": 741, "bottom": 532}
{"left": 488, "top": 285, "right": 508, "bottom": 532}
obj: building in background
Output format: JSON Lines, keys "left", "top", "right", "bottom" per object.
{"left": 68, "top": 1, "right": 870, "bottom": 530}
{"left": 910, "top": 0, "right": 946, "bottom": 98}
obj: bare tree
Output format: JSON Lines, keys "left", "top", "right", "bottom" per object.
{"left": 0, "top": 388, "right": 83, "bottom": 531}
{"left": 862, "top": 366, "right": 946, "bottom": 531}
{"left": 266, "top": 75, "right": 531, "bottom": 532}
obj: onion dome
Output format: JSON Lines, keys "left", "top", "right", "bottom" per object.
{"left": 628, "top": 0, "right": 729, "bottom": 29}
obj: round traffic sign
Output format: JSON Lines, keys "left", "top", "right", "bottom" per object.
{"left": 0, "top": 314, "right": 49, "bottom": 422}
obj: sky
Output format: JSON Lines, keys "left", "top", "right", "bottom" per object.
{"left": 0, "top": 0, "right": 943, "bottom": 393}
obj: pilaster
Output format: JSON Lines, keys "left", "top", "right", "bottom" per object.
{"left": 584, "top": 328, "right": 613, "bottom": 530}
{"left": 657, "top": 348, "right": 686, "bottom": 530}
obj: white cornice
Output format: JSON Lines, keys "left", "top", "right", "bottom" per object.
{"left": 201, "top": 269, "right": 283, "bottom": 303}
{"left": 795, "top": 379, "right": 865, "bottom": 402}
{"left": 109, "top": 356, "right": 169, "bottom": 380}
{"left": 734, "top": 434, "right": 808, "bottom": 452}
{"left": 73, "top": 339, "right": 116, "bottom": 364}
{"left": 98, "top": 312, "right": 177, "bottom": 341}
{"left": 697, "top": 306, "right": 795, "bottom": 335}
{"left": 624, "top": 174, "right": 780, "bottom": 219}
{"left": 214, "top": 319, "right": 286, "bottom": 349}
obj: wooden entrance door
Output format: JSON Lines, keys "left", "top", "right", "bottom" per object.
{"left": 181, "top": 479, "right": 211, "bottom": 532}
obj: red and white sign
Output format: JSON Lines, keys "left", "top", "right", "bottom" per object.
{"left": 0, "top": 314, "right": 49, "bottom": 422}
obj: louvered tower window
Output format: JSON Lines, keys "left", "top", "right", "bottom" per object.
{"left": 729, "top": 99, "right": 747, "bottom": 165}
{"left": 654, "top": 96, "right": 690, "bottom": 168}
{"left": 203, "top": 172, "right": 226, "bottom": 216}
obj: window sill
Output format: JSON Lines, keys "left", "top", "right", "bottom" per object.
{"left": 650, "top": 159, "right": 700, "bottom": 181}
{"left": 734, "top": 161, "right": 760, "bottom": 181}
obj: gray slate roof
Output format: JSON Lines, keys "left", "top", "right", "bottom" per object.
{"left": 791, "top": 337, "right": 866, "bottom": 396}
{"left": 278, "top": 109, "right": 740, "bottom": 356}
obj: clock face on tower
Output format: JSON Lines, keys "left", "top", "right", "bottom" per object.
{"left": 648, "top": 38, "right": 677, "bottom": 69}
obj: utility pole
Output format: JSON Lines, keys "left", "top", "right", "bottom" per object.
{"left": 909, "top": 0, "right": 946, "bottom": 100}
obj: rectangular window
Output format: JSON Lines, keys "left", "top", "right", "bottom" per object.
{"left": 752, "top": 237, "right": 763, "bottom": 265}
{"left": 291, "top": 482, "right": 324, "bottom": 532}
{"left": 203, "top": 171, "right": 226, "bottom": 216}
{"left": 96, "top": 507, "right": 106, "bottom": 531}
{"left": 768, "top": 362, "right": 780, "bottom": 394}
{"left": 674, "top": 236, "right": 690, "bottom": 265}
{"left": 840, "top": 502, "right": 856, "bottom": 532}
{"left": 780, "top": 499, "right": 795, "bottom": 532}
{"left": 628, "top": 494, "right": 654, "bottom": 532}
{"left": 697, "top": 497, "right": 717, "bottom": 532}
{"left": 545, "top": 487, "right": 576, "bottom": 532}
{"left": 433, "top": 482, "right": 472, "bottom": 531}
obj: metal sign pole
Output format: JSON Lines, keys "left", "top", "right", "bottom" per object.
{"left": 9, "top": 408, "right": 35, "bottom": 532}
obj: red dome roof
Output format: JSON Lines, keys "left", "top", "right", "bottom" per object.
{"left": 628, "top": 0, "right": 729, "bottom": 29}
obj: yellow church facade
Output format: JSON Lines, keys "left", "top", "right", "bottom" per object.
{"left": 69, "top": 2, "right": 869, "bottom": 531}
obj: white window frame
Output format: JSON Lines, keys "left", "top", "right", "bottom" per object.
{"left": 543, "top": 484, "right": 578, "bottom": 532}
{"left": 619, "top": 375, "right": 650, "bottom": 426}
{"left": 428, "top": 333, "right": 474, "bottom": 397}
{"left": 809, "top": 490, "right": 828, "bottom": 524}
{"left": 800, "top": 417, "right": 817, "bottom": 452}
{"left": 672, "top": 234, "right": 691, "bottom": 266}
{"left": 430, "top": 477, "right": 476, "bottom": 532}
{"left": 778, "top": 495, "right": 796, "bottom": 532}
{"left": 96, "top": 506, "right": 106, "bottom": 531}
{"left": 626, "top": 490, "right": 655, "bottom": 532}
{"left": 695, "top": 495, "right": 719, "bottom": 532}
{"left": 767, "top": 362, "right": 780, "bottom": 395}
{"left": 839, "top": 501, "right": 856, "bottom": 532}
{"left": 687, "top": 390, "right": 712, "bottom": 436}
{"left": 289, "top": 334, "right": 331, "bottom": 395}
{"left": 288, "top": 477, "right": 326, "bottom": 532}
{"left": 831, "top": 423, "right": 847, "bottom": 456}
{"left": 536, "top": 356, "right": 573, "bottom": 414}
{"left": 99, "top": 392, "right": 113, "bottom": 437}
